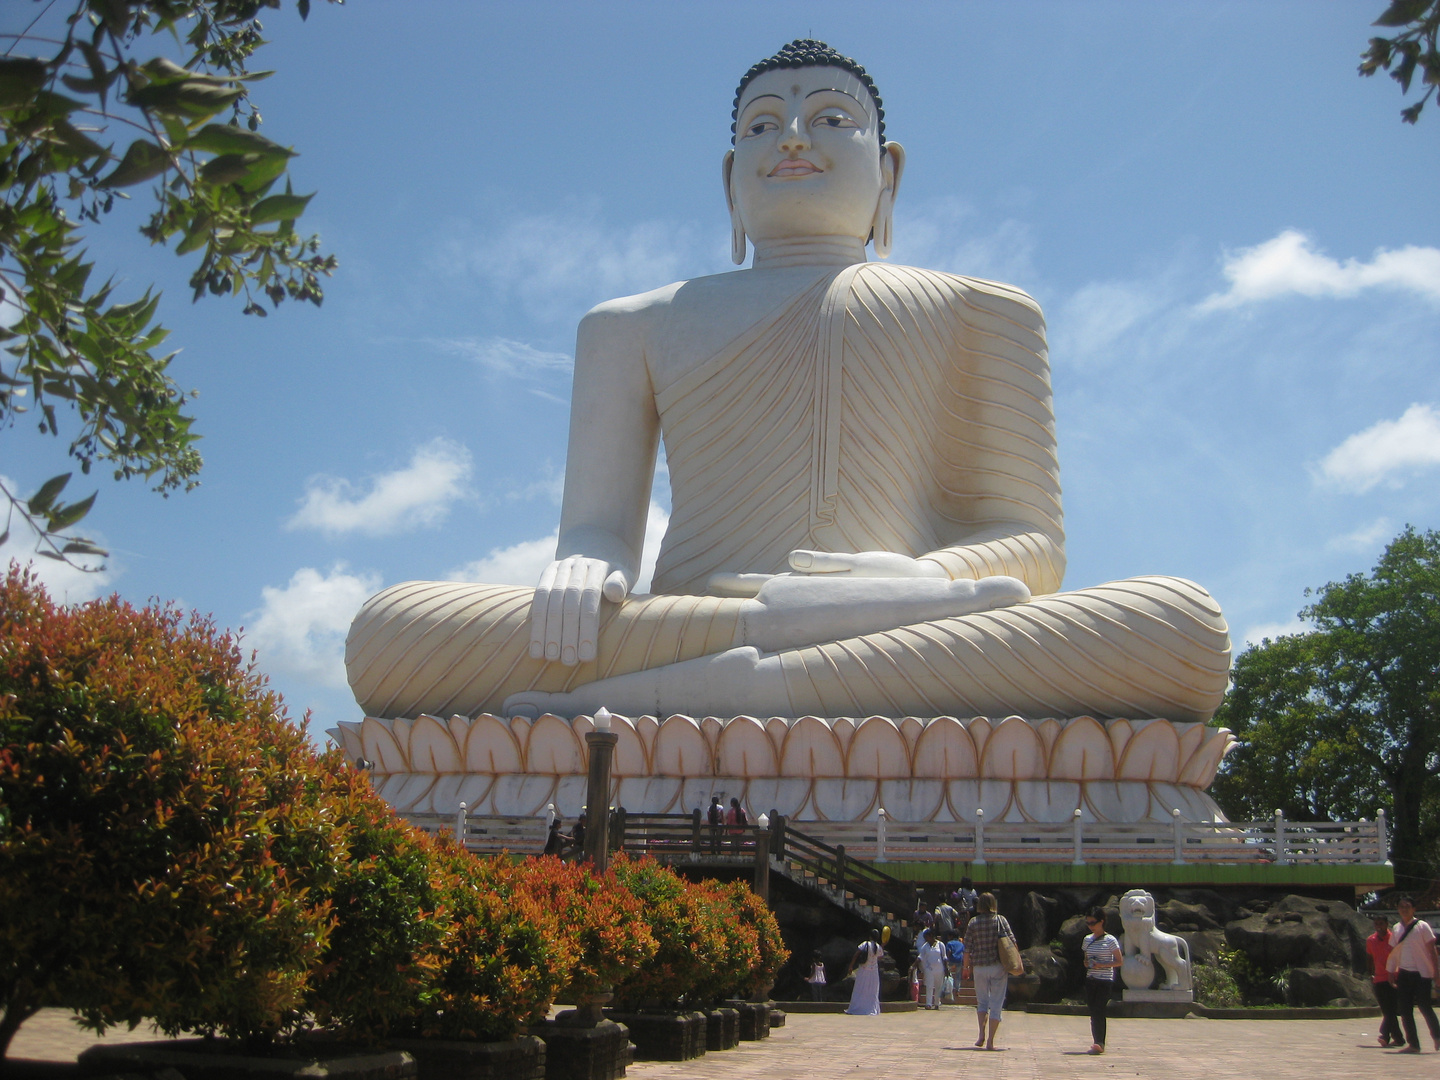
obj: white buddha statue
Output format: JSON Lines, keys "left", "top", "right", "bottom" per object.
{"left": 346, "top": 40, "right": 1230, "bottom": 728}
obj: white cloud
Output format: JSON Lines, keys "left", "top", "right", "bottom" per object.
{"left": 1052, "top": 280, "right": 1164, "bottom": 361}
{"left": 247, "top": 564, "right": 381, "bottom": 689}
{"left": 453, "top": 208, "right": 728, "bottom": 323}
{"left": 1327, "top": 517, "right": 1394, "bottom": 554}
{"left": 1239, "top": 618, "right": 1309, "bottom": 648}
{"left": 445, "top": 499, "right": 671, "bottom": 593}
{"left": 426, "top": 336, "right": 572, "bottom": 379}
{"left": 287, "top": 437, "right": 472, "bottom": 537}
{"left": 895, "top": 199, "right": 1037, "bottom": 285}
{"left": 1200, "top": 230, "right": 1440, "bottom": 311}
{"left": 1314, "top": 403, "right": 1440, "bottom": 493}
{"left": 0, "top": 474, "right": 112, "bottom": 603}
{"left": 448, "top": 529, "right": 559, "bottom": 587}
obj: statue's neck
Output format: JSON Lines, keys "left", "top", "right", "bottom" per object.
{"left": 750, "top": 235, "right": 869, "bottom": 270}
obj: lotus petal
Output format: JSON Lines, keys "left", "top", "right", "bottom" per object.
{"left": 1014, "top": 780, "right": 1082, "bottom": 822}
{"left": 715, "top": 715, "right": 778, "bottom": 777}
{"left": 554, "top": 775, "right": 588, "bottom": 817}
{"left": 1081, "top": 781, "right": 1150, "bottom": 822}
{"left": 913, "top": 716, "right": 978, "bottom": 778}
{"left": 1179, "top": 727, "right": 1234, "bottom": 787}
{"left": 527, "top": 714, "right": 585, "bottom": 774}
{"left": 848, "top": 717, "right": 909, "bottom": 778}
{"left": 361, "top": 717, "right": 409, "bottom": 773}
{"left": 967, "top": 717, "right": 993, "bottom": 762}
{"left": 654, "top": 715, "right": 713, "bottom": 775}
{"left": 744, "top": 778, "right": 812, "bottom": 818}
{"left": 489, "top": 775, "right": 560, "bottom": 817}
{"left": 878, "top": 779, "right": 946, "bottom": 821}
{"left": 1048, "top": 716, "right": 1115, "bottom": 781}
{"left": 390, "top": 773, "right": 438, "bottom": 813}
{"left": 982, "top": 717, "right": 1047, "bottom": 780}
{"left": 1107, "top": 719, "right": 1134, "bottom": 761}
{"left": 615, "top": 776, "right": 683, "bottom": 814}
{"left": 781, "top": 715, "right": 846, "bottom": 777}
{"left": 409, "top": 714, "right": 461, "bottom": 772}
{"left": 465, "top": 713, "right": 523, "bottom": 773}
{"left": 1117, "top": 720, "right": 1181, "bottom": 782}
{"left": 455, "top": 774, "right": 495, "bottom": 813}
{"left": 811, "top": 778, "right": 878, "bottom": 821}
{"left": 429, "top": 774, "right": 470, "bottom": 813}
{"left": 611, "top": 714, "right": 648, "bottom": 777}
{"left": 332, "top": 721, "right": 365, "bottom": 762}
{"left": 634, "top": 714, "right": 660, "bottom": 765}
{"left": 946, "top": 779, "right": 981, "bottom": 822}
{"left": 977, "top": 778, "right": 1015, "bottom": 821}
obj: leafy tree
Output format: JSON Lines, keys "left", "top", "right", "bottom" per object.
{"left": 1360, "top": 0, "right": 1440, "bottom": 124}
{"left": 1212, "top": 526, "right": 1440, "bottom": 888}
{"left": 0, "top": 0, "right": 338, "bottom": 567}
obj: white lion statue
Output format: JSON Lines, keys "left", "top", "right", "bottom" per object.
{"left": 1118, "top": 889, "right": 1192, "bottom": 992}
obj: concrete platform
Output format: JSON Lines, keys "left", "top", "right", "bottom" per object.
{"left": 9, "top": 1004, "right": 1436, "bottom": 1080}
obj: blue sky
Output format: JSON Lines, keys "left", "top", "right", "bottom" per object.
{"left": 4, "top": 1, "right": 1439, "bottom": 740}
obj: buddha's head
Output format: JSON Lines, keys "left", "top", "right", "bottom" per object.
{"left": 724, "top": 40, "right": 905, "bottom": 263}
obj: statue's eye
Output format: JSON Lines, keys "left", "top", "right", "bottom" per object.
{"left": 813, "top": 113, "right": 858, "bottom": 129}
{"left": 745, "top": 120, "right": 778, "bottom": 137}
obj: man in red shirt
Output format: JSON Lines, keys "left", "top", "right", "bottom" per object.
{"left": 1368, "top": 914, "right": 1400, "bottom": 1046}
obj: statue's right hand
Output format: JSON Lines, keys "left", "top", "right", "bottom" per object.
{"left": 529, "top": 557, "right": 630, "bottom": 666}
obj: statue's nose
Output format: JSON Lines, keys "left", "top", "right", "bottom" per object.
{"left": 778, "top": 116, "right": 810, "bottom": 152}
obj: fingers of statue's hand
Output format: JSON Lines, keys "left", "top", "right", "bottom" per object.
{"left": 529, "top": 560, "right": 562, "bottom": 660}
{"left": 557, "top": 558, "right": 607, "bottom": 667}
{"left": 602, "top": 569, "right": 630, "bottom": 604}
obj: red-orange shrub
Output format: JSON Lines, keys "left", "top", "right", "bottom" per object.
{"left": 510, "top": 856, "right": 657, "bottom": 1003}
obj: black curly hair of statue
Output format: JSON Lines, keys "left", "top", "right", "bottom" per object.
{"left": 732, "top": 39, "right": 885, "bottom": 147}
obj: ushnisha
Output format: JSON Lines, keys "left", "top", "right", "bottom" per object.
{"left": 346, "top": 40, "right": 1230, "bottom": 725}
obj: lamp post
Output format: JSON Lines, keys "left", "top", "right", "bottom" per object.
{"left": 754, "top": 813, "right": 771, "bottom": 900}
{"left": 584, "top": 707, "right": 619, "bottom": 872}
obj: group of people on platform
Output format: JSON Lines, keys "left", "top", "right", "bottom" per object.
{"left": 1367, "top": 895, "right": 1440, "bottom": 1053}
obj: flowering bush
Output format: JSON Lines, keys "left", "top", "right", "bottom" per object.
{"left": 0, "top": 567, "right": 345, "bottom": 1051}
{"left": 510, "top": 856, "right": 657, "bottom": 1003}
{"left": 609, "top": 855, "right": 722, "bottom": 1009}
{"left": 410, "top": 845, "right": 567, "bottom": 1041}
{"left": 726, "top": 881, "right": 788, "bottom": 999}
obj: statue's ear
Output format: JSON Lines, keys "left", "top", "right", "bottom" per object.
{"left": 872, "top": 142, "right": 905, "bottom": 259}
{"left": 723, "top": 149, "right": 746, "bottom": 265}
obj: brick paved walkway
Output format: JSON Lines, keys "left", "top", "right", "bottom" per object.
{"left": 9, "top": 1005, "right": 1437, "bottom": 1079}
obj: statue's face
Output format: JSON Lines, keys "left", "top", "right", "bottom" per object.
{"left": 730, "top": 65, "right": 886, "bottom": 244}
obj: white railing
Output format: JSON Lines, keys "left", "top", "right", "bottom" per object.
{"left": 397, "top": 805, "right": 1390, "bottom": 867}
{"left": 788, "top": 809, "right": 1389, "bottom": 866}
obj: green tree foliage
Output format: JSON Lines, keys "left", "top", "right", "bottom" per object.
{"left": 0, "top": 0, "right": 338, "bottom": 566}
{"left": 1211, "top": 526, "right": 1440, "bottom": 888}
{"left": 1360, "top": 0, "right": 1440, "bottom": 124}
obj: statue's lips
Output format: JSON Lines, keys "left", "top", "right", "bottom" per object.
{"left": 768, "top": 159, "right": 822, "bottom": 177}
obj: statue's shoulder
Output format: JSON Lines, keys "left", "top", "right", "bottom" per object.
{"left": 582, "top": 279, "right": 688, "bottom": 324}
{"left": 857, "top": 263, "right": 1046, "bottom": 331}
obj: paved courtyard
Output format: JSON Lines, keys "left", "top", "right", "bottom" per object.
{"left": 8, "top": 1005, "right": 1437, "bottom": 1080}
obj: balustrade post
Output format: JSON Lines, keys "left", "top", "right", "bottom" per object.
{"left": 1171, "top": 808, "right": 1186, "bottom": 865}
{"left": 691, "top": 807, "right": 702, "bottom": 853}
{"left": 545, "top": 802, "right": 556, "bottom": 829}
{"left": 1273, "top": 809, "right": 1289, "bottom": 865}
{"left": 455, "top": 801, "right": 468, "bottom": 845}
{"left": 772, "top": 813, "right": 786, "bottom": 858}
{"left": 1072, "top": 808, "right": 1085, "bottom": 866}
{"left": 974, "top": 808, "right": 986, "bottom": 866}
{"left": 1377, "top": 808, "right": 1391, "bottom": 866}
{"left": 877, "top": 807, "right": 888, "bottom": 863}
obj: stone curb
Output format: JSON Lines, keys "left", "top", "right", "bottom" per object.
{"left": 1026, "top": 1002, "right": 1382, "bottom": 1020}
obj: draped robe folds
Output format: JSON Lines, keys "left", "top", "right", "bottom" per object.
{"left": 345, "top": 264, "right": 1230, "bottom": 722}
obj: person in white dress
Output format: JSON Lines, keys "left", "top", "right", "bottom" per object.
{"left": 913, "top": 928, "right": 949, "bottom": 1010}
{"left": 846, "top": 929, "right": 884, "bottom": 1016}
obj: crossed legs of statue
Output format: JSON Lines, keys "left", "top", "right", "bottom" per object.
{"left": 346, "top": 574, "right": 1229, "bottom": 723}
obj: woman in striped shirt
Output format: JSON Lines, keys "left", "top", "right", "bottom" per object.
{"left": 1082, "top": 908, "right": 1122, "bottom": 1055}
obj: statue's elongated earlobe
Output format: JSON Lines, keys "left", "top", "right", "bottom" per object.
{"left": 723, "top": 149, "right": 747, "bottom": 265}
{"left": 872, "top": 142, "right": 905, "bottom": 260}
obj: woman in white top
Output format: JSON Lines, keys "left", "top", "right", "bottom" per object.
{"left": 846, "top": 929, "right": 884, "bottom": 1016}
{"left": 1388, "top": 896, "right": 1440, "bottom": 1053}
